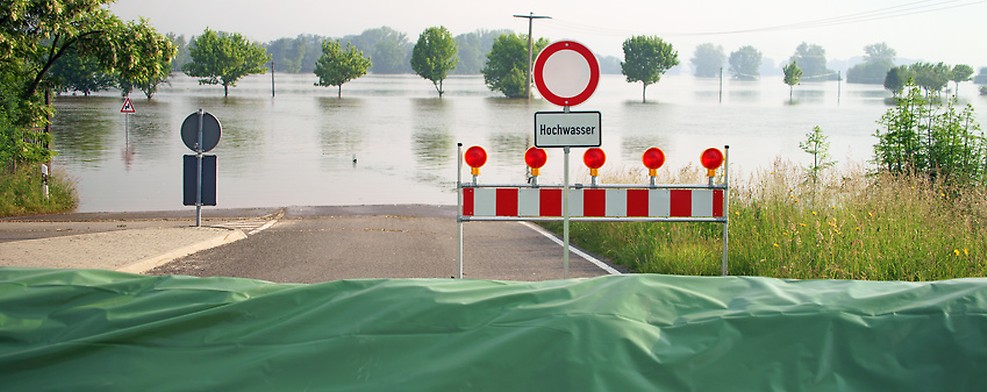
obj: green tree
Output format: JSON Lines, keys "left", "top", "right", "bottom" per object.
{"left": 452, "top": 29, "right": 510, "bottom": 75}
{"left": 48, "top": 47, "right": 116, "bottom": 96}
{"left": 728, "top": 45, "right": 762, "bottom": 80}
{"left": 910, "top": 62, "right": 950, "bottom": 97}
{"left": 343, "top": 27, "right": 413, "bottom": 74}
{"left": 481, "top": 33, "right": 548, "bottom": 99}
{"left": 0, "top": 0, "right": 174, "bottom": 170}
{"left": 411, "top": 26, "right": 458, "bottom": 97}
{"left": 949, "top": 64, "right": 974, "bottom": 94}
{"left": 182, "top": 29, "right": 270, "bottom": 97}
{"left": 789, "top": 42, "right": 835, "bottom": 81}
{"left": 799, "top": 126, "right": 835, "bottom": 186}
{"left": 690, "top": 43, "right": 725, "bottom": 78}
{"left": 115, "top": 19, "right": 176, "bottom": 99}
{"left": 621, "top": 35, "right": 679, "bottom": 103}
{"left": 783, "top": 61, "right": 802, "bottom": 101}
{"left": 313, "top": 39, "right": 372, "bottom": 98}
{"left": 167, "top": 33, "right": 192, "bottom": 72}
{"left": 884, "top": 65, "right": 912, "bottom": 97}
{"left": 847, "top": 43, "right": 896, "bottom": 84}
{"left": 873, "top": 84, "right": 986, "bottom": 184}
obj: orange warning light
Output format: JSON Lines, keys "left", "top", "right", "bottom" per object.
{"left": 700, "top": 148, "right": 724, "bottom": 177}
{"left": 642, "top": 147, "right": 665, "bottom": 177}
{"left": 583, "top": 148, "right": 606, "bottom": 177}
{"left": 464, "top": 146, "right": 487, "bottom": 176}
{"left": 524, "top": 147, "right": 548, "bottom": 177}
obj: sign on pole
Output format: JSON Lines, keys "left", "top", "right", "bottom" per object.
{"left": 120, "top": 97, "right": 136, "bottom": 114}
{"left": 533, "top": 40, "right": 600, "bottom": 107}
{"left": 534, "top": 111, "right": 601, "bottom": 148}
{"left": 181, "top": 110, "right": 222, "bottom": 227}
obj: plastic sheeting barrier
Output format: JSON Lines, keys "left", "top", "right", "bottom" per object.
{"left": 1, "top": 268, "right": 986, "bottom": 390}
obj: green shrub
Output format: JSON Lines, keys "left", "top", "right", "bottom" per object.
{"left": 0, "top": 166, "right": 77, "bottom": 217}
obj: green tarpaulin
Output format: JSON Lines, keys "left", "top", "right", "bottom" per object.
{"left": 1, "top": 268, "right": 986, "bottom": 390}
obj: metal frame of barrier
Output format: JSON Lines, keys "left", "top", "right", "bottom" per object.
{"left": 456, "top": 144, "right": 730, "bottom": 279}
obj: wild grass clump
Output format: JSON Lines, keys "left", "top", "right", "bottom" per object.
{"left": 545, "top": 161, "right": 987, "bottom": 281}
{"left": 0, "top": 166, "right": 77, "bottom": 217}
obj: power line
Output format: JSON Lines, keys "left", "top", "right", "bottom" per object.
{"left": 545, "top": 0, "right": 987, "bottom": 38}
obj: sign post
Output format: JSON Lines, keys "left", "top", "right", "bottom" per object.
{"left": 531, "top": 40, "right": 601, "bottom": 278}
{"left": 181, "top": 110, "right": 222, "bottom": 227}
{"left": 120, "top": 97, "right": 136, "bottom": 140}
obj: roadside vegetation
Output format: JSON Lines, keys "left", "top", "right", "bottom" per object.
{"left": 545, "top": 163, "right": 987, "bottom": 281}
{"left": 0, "top": 167, "right": 76, "bottom": 217}
{"left": 546, "top": 83, "right": 987, "bottom": 281}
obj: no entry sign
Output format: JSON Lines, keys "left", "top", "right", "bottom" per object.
{"left": 533, "top": 41, "right": 600, "bottom": 107}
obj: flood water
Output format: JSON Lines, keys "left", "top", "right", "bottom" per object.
{"left": 51, "top": 73, "right": 987, "bottom": 212}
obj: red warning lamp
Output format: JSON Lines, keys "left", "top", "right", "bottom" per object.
{"left": 464, "top": 146, "right": 487, "bottom": 176}
{"left": 583, "top": 148, "right": 606, "bottom": 177}
{"left": 700, "top": 148, "right": 724, "bottom": 178}
{"left": 524, "top": 147, "right": 547, "bottom": 176}
{"left": 641, "top": 147, "right": 666, "bottom": 177}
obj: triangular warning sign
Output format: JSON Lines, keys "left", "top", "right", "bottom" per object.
{"left": 120, "top": 97, "right": 136, "bottom": 114}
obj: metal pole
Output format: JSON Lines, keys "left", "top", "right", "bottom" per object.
{"left": 271, "top": 60, "right": 276, "bottom": 98}
{"left": 195, "top": 109, "right": 204, "bottom": 227}
{"left": 457, "top": 143, "right": 464, "bottom": 279}
{"left": 722, "top": 145, "right": 730, "bottom": 276}
{"left": 513, "top": 12, "right": 551, "bottom": 100}
{"left": 719, "top": 67, "right": 723, "bottom": 103}
{"left": 563, "top": 145, "right": 571, "bottom": 278}
{"left": 837, "top": 70, "right": 842, "bottom": 105}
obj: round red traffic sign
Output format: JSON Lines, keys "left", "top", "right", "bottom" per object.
{"left": 533, "top": 41, "right": 600, "bottom": 107}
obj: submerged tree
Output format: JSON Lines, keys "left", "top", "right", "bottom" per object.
{"left": 481, "top": 33, "right": 548, "bottom": 98}
{"left": 182, "top": 29, "right": 270, "bottom": 97}
{"left": 783, "top": 61, "right": 802, "bottom": 101}
{"left": 313, "top": 39, "right": 372, "bottom": 98}
{"left": 690, "top": 43, "right": 725, "bottom": 78}
{"left": 873, "top": 84, "right": 986, "bottom": 185}
{"left": 949, "top": 64, "right": 974, "bottom": 95}
{"left": 728, "top": 45, "right": 762, "bottom": 80}
{"left": 621, "top": 35, "right": 679, "bottom": 103}
{"left": 411, "top": 26, "right": 458, "bottom": 97}
{"left": 789, "top": 42, "right": 835, "bottom": 81}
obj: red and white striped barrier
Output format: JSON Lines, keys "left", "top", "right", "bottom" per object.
{"left": 463, "top": 188, "right": 724, "bottom": 218}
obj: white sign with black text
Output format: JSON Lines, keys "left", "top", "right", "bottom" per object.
{"left": 534, "top": 111, "right": 602, "bottom": 148}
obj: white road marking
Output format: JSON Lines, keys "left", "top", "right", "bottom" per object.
{"left": 518, "top": 221, "right": 622, "bottom": 275}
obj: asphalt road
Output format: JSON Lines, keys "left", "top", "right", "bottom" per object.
{"left": 147, "top": 205, "right": 614, "bottom": 283}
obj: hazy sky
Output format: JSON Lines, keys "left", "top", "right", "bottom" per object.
{"left": 110, "top": 0, "right": 987, "bottom": 67}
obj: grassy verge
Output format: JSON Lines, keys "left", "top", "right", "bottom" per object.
{"left": 0, "top": 166, "right": 77, "bottom": 217}
{"left": 542, "top": 161, "right": 987, "bottom": 281}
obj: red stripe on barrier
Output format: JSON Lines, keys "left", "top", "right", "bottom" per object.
{"left": 713, "top": 189, "right": 724, "bottom": 217}
{"left": 626, "top": 189, "right": 649, "bottom": 217}
{"left": 584, "top": 189, "right": 606, "bottom": 217}
{"left": 540, "top": 188, "right": 562, "bottom": 217}
{"left": 496, "top": 188, "right": 519, "bottom": 216}
{"left": 670, "top": 190, "right": 692, "bottom": 217}
{"left": 463, "top": 188, "right": 474, "bottom": 216}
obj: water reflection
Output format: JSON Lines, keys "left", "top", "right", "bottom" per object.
{"left": 318, "top": 97, "right": 367, "bottom": 166}
{"left": 50, "top": 96, "right": 117, "bottom": 165}
{"left": 411, "top": 98, "right": 453, "bottom": 170}
{"left": 48, "top": 73, "right": 987, "bottom": 212}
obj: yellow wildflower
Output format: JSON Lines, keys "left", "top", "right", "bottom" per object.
{"left": 954, "top": 249, "right": 961, "bottom": 256}
{"left": 773, "top": 243, "right": 780, "bottom": 248}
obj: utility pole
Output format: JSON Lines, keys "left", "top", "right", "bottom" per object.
{"left": 513, "top": 12, "right": 551, "bottom": 100}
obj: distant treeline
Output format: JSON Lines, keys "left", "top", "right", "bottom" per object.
{"left": 168, "top": 27, "right": 625, "bottom": 75}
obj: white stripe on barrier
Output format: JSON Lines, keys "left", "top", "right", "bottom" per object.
{"left": 519, "top": 188, "right": 540, "bottom": 217}
{"left": 692, "top": 189, "right": 713, "bottom": 217}
{"left": 474, "top": 188, "right": 497, "bottom": 216}
{"left": 606, "top": 189, "right": 626, "bottom": 217}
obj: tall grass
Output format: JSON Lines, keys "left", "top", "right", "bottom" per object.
{"left": 0, "top": 166, "right": 77, "bottom": 217}
{"left": 545, "top": 161, "right": 987, "bottom": 281}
